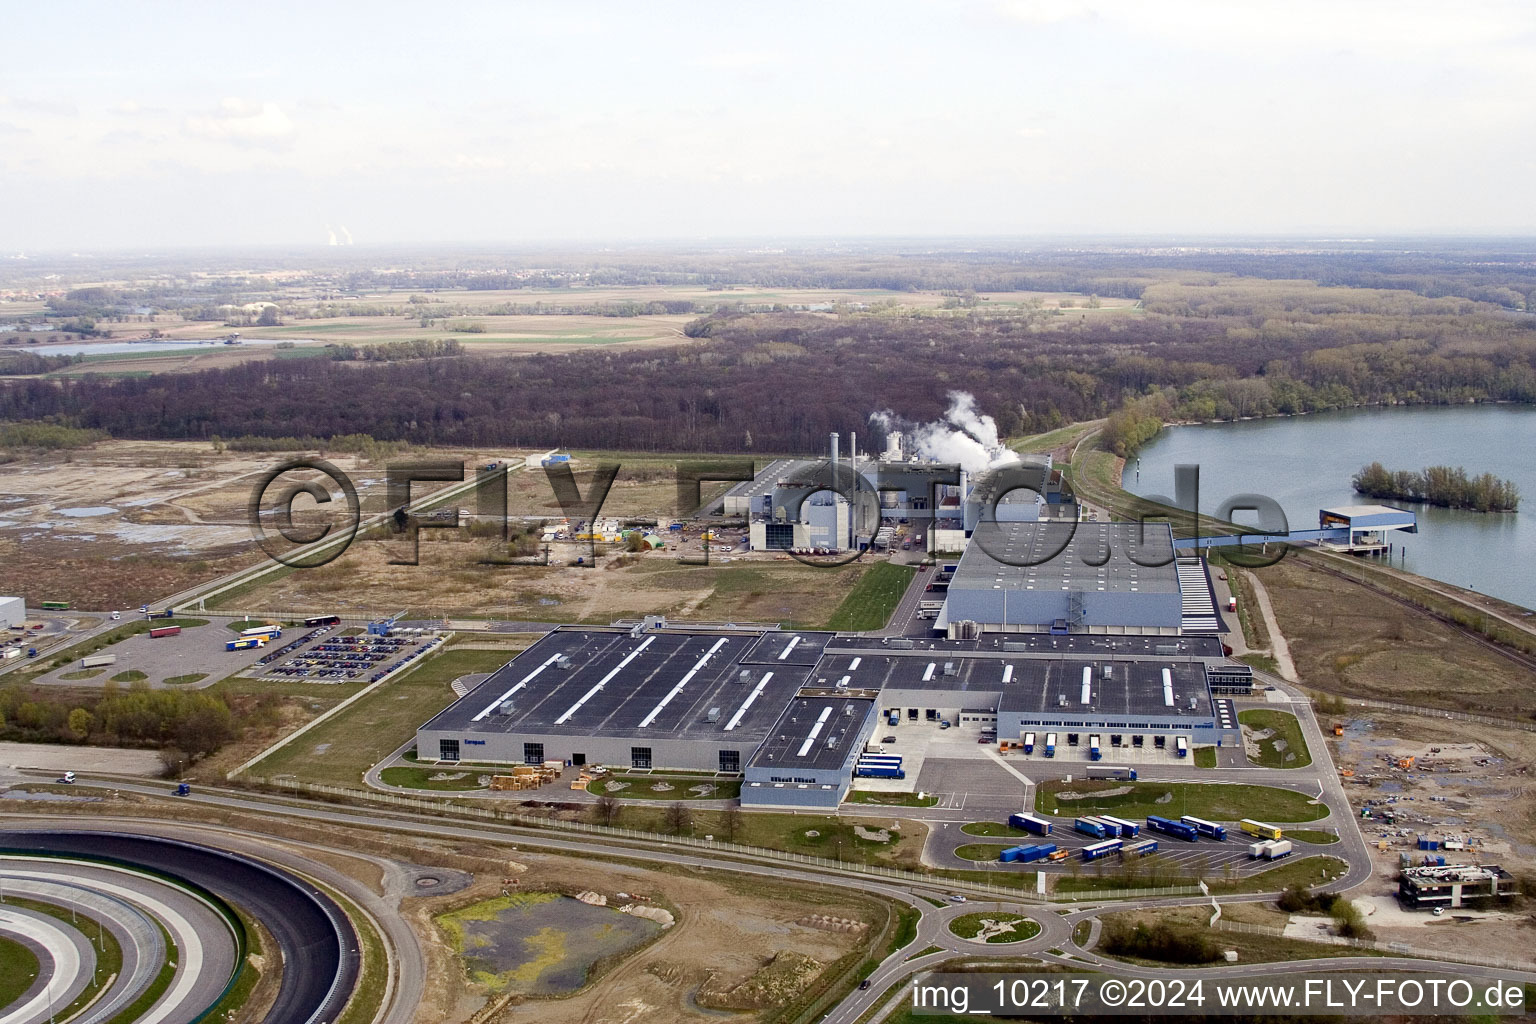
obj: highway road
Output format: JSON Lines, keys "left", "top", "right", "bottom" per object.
{"left": 18, "top": 770, "right": 1526, "bottom": 1024}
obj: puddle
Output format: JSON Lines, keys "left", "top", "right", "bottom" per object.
{"left": 440, "top": 892, "right": 660, "bottom": 994}
{"left": 55, "top": 506, "right": 118, "bottom": 517}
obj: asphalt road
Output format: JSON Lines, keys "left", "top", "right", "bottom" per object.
{"left": 0, "top": 831, "right": 360, "bottom": 1024}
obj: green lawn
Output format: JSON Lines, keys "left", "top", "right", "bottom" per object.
{"left": 1285, "top": 829, "right": 1340, "bottom": 845}
{"left": 0, "top": 935, "right": 38, "bottom": 1010}
{"left": 595, "top": 807, "right": 925, "bottom": 869}
{"left": 948, "top": 912, "right": 1041, "bottom": 943}
{"left": 845, "top": 789, "right": 939, "bottom": 807}
{"left": 164, "top": 673, "right": 209, "bottom": 686}
{"left": 60, "top": 668, "right": 105, "bottom": 680}
{"left": 954, "top": 843, "right": 1018, "bottom": 862}
{"left": 110, "top": 669, "right": 148, "bottom": 682}
{"left": 824, "top": 562, "right": 916, "bottom": 631}
{"left": 1036, "top": 780, "right": 1328, "bottom": 823}
{"left": 960, "top": 821, "right": 1034, "bottom": 838}
{"left": 588, "top": 775, "right": 742, "bottom": 800}
{"left": 378, "top": 765, "right": 490, "bottom": 791}
{"left": 1207, "top": 856, "right": 1349, "bottom": 894}
{"left": 1193, "top": 746, "right": 1217, "bottom": 768}
{"left": 249, "top": 647, "right": 520, "bottom": 785}
{"left": 1238, "top": 708, "right": 1312, "bottom": 768}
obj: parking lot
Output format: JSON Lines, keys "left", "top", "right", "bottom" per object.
{"left": 257, "top": 628, "right": 444, "bottom": 683}
{"left": 27, "top": 616, "right": 277, "bottom": 689}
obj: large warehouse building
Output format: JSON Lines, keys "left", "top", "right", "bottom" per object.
{"left": 0, "top": 596, "right": 23, "bottom": 631}
{"left": 938, "top": 520, "right": 1189, "bottom": 636}
{"left": 418, "top": 621, "right": 1235, "bottom": 809}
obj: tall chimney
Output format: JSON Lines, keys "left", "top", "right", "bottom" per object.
{"left": 830, "top": 432, "right": 839, "bottom": 475}
{"left": 850, "top": 431, "right": 857, "bottom": 466}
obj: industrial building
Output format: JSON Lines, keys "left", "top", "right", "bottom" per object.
{"left": 1398, "top": 864, "right": 1515, "bottom": 909}
{"left": 416, "top": 620, "right": 1235, "bottom": 810}
{"left": 416, "top": 626, "right": 833, "bottom": 773}
{"left": 1318, "top": 504, "right": 1418, "bottom": 554}
{"left": 0, "top": 596, "right": 23, "bottom": 630}
{"left": 938, "top": 521, "right": 1197, "bottom": 637}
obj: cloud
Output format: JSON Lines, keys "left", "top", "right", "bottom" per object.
{"left": 184, "top": 99, "right": 294, "bottom": 142}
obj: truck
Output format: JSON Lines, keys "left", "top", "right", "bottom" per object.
{"left": 1016, "top": 843, "right": 1056, "bottom": 863}
{"left": 1008, "top": 812, "right": 1052, "bottom": 836}
{"left": 1085, "top": 766, "right": 1137, "bottom": 781}
{"left": 1123, "top": 839, "right": 1159, "bottom": 858}
{"left": 0, "top": 647, "right": 19, "bottom": 660}
{"left": 1023, "top": 731, "right": 1035, "bottom": 754}
{"left": 1145, "top": 815, "right": 1199, "bottom": 841}
{"left": 1081, "top": 838, "right": 1123, "bottom": 861}
{"left": 854, "top": 761, "right": 905, "bottom": 779}
{"left": 1176, "top": 736, "right": 1189, "bottom": 758}
{"left": 887, "top": 710, "right": 900, "bottom": 726}
{"left": 1086, "top": 816, "right": 1120, "bottom": 838}
{"left": 145, "top": 608, "right": 174, "bottom": 619}
{"left": 239, "top": 624, "right": 281, "bottom": 640}
{"left": 1240, "top": 819, "right": 1284, "bottom": 841}
{"left": 80, "top": 654, "right": 116, "bottom": 669}
{"left": 1088, "top": 734, "right": 1102, "bottom": 761}
{"left": 1180, "top": 815, "right": 1228, "bottom": 841}
{"left": 1044, "top": 733, "right": 1057, "bottom": 758}
{"left": 1074, "top": 817, "right": 1107, "bottom": 839}
{"left": 1249, "top": 839, "right": 1292, "bottom": 860}
{"left": 226, "top": 637, "right": 265, "bottom": 651}
{"left": 1099, "top": 815, "right": 1140, "bottom": 838}
{"left": 175, "top": 783, "right": 191, "bottom": 797}
{"left": 148, "top": 625, "right": 182, "bottom": 639}
{"left": 304, "top": 615, "right": 342, "bottom": 627}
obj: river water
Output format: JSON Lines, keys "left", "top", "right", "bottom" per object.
{"left": 1126, "top": 405, "right": 1536, "bottom": 611}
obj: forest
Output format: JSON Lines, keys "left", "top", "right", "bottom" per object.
{"left": 5, "top": 250, "right": 1536, "bottom": 456}
{"left": 1352, "top": 462, "right": 1521, "bottom": 512}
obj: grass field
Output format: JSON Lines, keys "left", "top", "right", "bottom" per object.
{"left": 377, "top": 765, "right": 490, "bottom": 791}
{"left": 1238, "top": 708, "right": 1312, "bottom": 768}
{"left": 1035, "top": 780, "right": 1328, "bottom": 823}
{"left": 593, "top": 807, "right": 926, "bottom": 869}
{"left": 0, "top": 935, "right": 38, "bottom": 1010}
{"left": 844, "top": 790, "right": 939, "bottom": 807}
{"left": 1192, "top": 746, "right": 1217, "bottom": 768}
{"left": 588, "top": 775, "right": 742, "bottom": 800}
{"left": 1284, "top": 829, "right": 1340, "bottom": 845}
{"left": 822, "top": 562, "right": 916, "bottom": 631}
{"left": 960, "top": 821, "right": 1034, "bottom": 838}
{"left": 947, "top": 912, "right": 1040, "bottom": 943}
{"left": 953, "top": 843, "right": 1016, "bottom": 862}
{"left": 1098, "top": 904, "right": 1380, "bottom": 967}
{"left": 248, "top": 646, "right": 520, "bottom": 785}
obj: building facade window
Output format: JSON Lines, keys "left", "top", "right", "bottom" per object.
{"left": 439, "top": 739, "right": 460, "bottom": 761}
{"left": 719, "top": 749, "right": 740, "bottom": 773}
{"left": 631, "top": 746, "right": 653, "bottom": 769}
{"left": 524, "top": 742, "right": 545, "bottom": 765}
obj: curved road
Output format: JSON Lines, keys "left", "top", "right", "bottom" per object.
{"left": 0, "top": 831, "right": 360, "bottom": 1024}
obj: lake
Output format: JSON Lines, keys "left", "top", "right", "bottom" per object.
{"left": 1127, "top": 405, "right": 1536, "bottom": 610}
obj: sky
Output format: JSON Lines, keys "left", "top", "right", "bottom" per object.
{"left": 3, "top": 0, "right": 1535, "bottom": 249}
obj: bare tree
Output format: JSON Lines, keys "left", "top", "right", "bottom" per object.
{"left": 719, "top": 804, "right": 742, "bottom": 843}
{"left": 664, "top": 801, "right": 692, "bottom": 835}
{"left": 593, "top": 795, "right": 622, "bottom": 827}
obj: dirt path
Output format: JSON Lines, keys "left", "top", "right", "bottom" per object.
{"left": 1246, "top": 573, "right": 1298, "bottom": 682}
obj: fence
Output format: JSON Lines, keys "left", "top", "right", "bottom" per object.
{"left": 244, "top": 776, "right": 1202, "bottom": 905}
{"left": 1211, "top": 918, "right": 1536, "bottom": 972}
{"left": 1346, "top": 698, "right": 1536, "bottom": 734}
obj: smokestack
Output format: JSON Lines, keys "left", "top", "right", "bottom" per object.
{"left": 831, "top": 432, "right": 839, "bottom": 474}
{"left": 850, "top": 431, "right": 857, "bottom": 466}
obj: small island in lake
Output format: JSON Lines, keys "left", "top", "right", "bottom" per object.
{"left": 1353, "top": 462, "right": 1520, "bottom": 512}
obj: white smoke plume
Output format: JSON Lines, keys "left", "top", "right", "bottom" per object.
{"left": 339, "top": 224, "right": 354, "bottom": 245}
{"left": 869, "top": 391, "right": 1019, "bottom": 475}
{"left": 325, "top": 224, "right": 338, "bottom": 246}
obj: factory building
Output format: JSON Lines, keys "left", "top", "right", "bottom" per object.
{"left": 741, "top": 691, "right": 879, "bottom": 808}
{"left": 417, "top": 626, "right": 833, "bottom": 773}
{"left": 938, "top": 521, "right": 1187, "bottom": 637}
{"left": 416, "top": 623, "right": 1237, "bottom": 811}
{"left": 0, "top": 596, "right": 23, "bottom": 630}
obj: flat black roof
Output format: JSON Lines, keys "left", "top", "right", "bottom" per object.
{"left": 423, "top": 628, "right": 811, "bottom": 742}
{"left": 952, "top": 521, "right": 1180, "bottom": 594}
{"left": 742, "top": 630, "right": 835, "bottom": 666}
{"left": 747, "top": 694, "right": 876, "bottom": 772}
